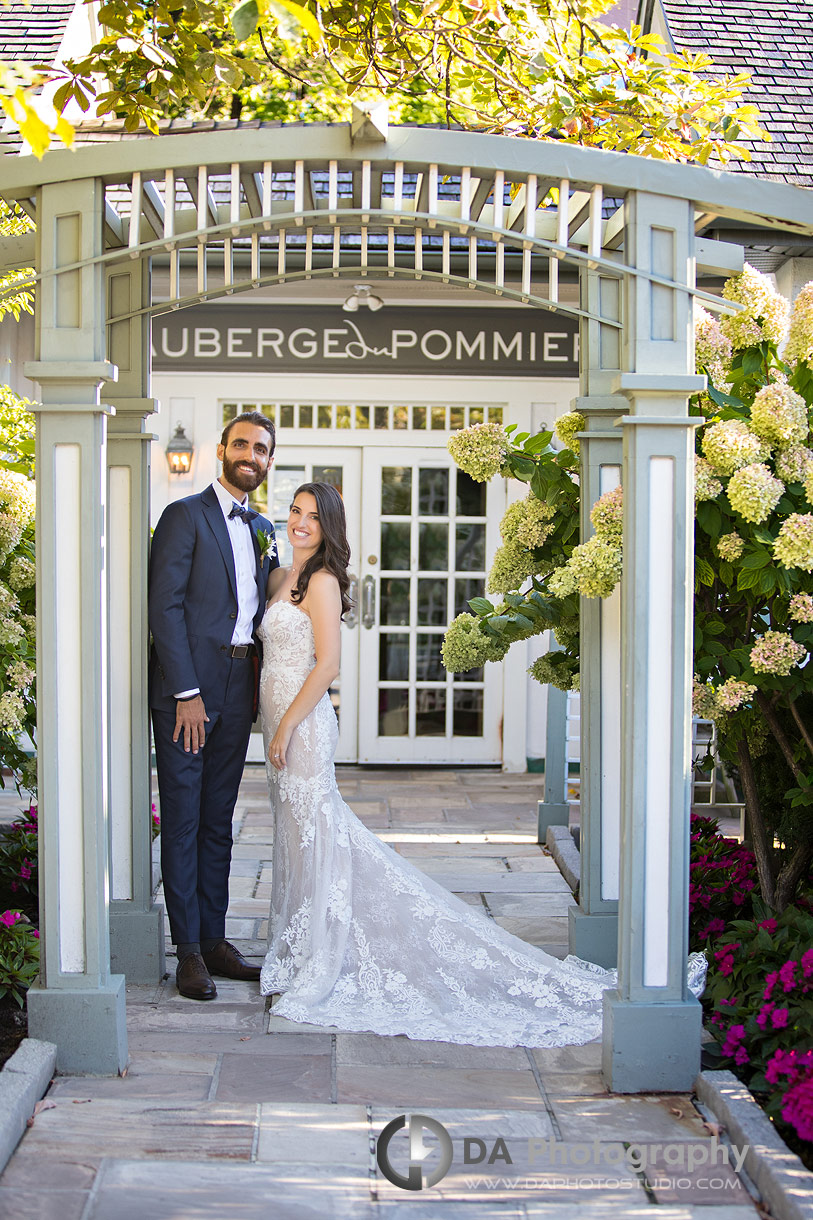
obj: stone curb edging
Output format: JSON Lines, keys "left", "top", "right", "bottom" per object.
{"left": 696, "top": 1069, "right": 813, "bottom": 1220}
{"left": 545, "top": 824, "right": 580, "bottom": 893}
{"left": 0, "top": 1038, "right": 57, "bottom": 1174}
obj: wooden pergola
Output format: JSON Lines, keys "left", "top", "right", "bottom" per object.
{"left": 2, "top": 115, "right": 812, "bottom": 1086}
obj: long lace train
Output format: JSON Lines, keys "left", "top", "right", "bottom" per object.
{"left": 258, "top": 601, "right": 705, "bottom": 1048}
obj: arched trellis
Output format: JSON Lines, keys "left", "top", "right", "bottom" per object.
{"left": 2, "top": 120, "right": 812, "bottom": 1087}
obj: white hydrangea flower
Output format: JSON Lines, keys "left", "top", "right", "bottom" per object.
{"left": 750, "top": 631, "right": 806, "bottom": 676}
{"left": 716, "top": 532, "right": 744, "bottom": 562}
{"left": 774, "top": 513, "right": 813, "bottom": 571}
{"left": 721, "top": 265, "right": 789, "bottom": 351}
{"left": 695, "top": 456, "right": 723, "bottom": 503}
{"left": 701, "top": 419, "right": 769, "bottom": 475}
{"left": 784, "top": 281, "right": 813, "bottom": 365}
{"left": 750, "top": 382, "right": 808, "bottom": 447}
{"left": 447, "top": 423, "right": 509, "bottom": 482}
{"left": 775, "top": 444, "right": 813, "bottom": 485}
{"left": 553, "top": 411, "right": 585, "bottom": 456}
{"left": 726, "top": 463, "right": 784, "bottom": 523}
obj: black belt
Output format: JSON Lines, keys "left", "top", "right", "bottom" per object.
{"left": 226, "top": 643, "right": 256, "bottom": 658}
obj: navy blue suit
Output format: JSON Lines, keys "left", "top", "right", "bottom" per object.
{"left": 148, "top": 484, "right": 278, "bottom": 945}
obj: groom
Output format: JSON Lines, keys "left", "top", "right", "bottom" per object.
{"left": 149, "top": 410, "right": 278, "bottom": 1000}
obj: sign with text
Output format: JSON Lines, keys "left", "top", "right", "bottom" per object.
{"left": 151, "top": 305, "right": 578, "bottom": 378}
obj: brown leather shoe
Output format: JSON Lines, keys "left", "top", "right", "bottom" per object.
{"left": 202, "top": 939, "right": 262, "bottom": 981}
{"left": 176, "top": 952, "right": 217, "bottom": 1000}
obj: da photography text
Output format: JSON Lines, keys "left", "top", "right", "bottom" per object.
{"left": 375, "top": 1114, "right": 749, "bottom": 1192}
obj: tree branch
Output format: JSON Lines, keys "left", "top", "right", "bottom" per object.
{"left": 756, "top": 690, "right": 809, "bottom": 788}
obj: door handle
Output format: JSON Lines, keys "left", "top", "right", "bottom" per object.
{"left": 362, "top": 574, "right": 376, "bottom": 629}
{"left": 346, "top": 572, "right": 358, "bottom": 628}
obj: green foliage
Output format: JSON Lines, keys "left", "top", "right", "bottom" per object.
{"left": 0, "top": 203, "right": 35, "bottom": 327}
{"left": 25, "top": 0, "right": 763, "bottom": 163}
{"left": 0, "top": 807, "right": 37, "bottom": 922}
{"left": 0, "top": 384, "right": 35, "bottom": 478}
{"left": 0, "top": 911, "right": 39, "bottom": 1007}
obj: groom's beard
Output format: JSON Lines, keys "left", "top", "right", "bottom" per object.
{"left": 222, "top": 454, "right": 267, "bottom": 494}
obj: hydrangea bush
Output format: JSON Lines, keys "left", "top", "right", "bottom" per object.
{"left": 0, "top": 393, "right": 36, "bottom": 790}
{"left": 445, "top": 266, "right": 813, "bottom": 911}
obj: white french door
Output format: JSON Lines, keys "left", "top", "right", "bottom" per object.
{"left": 357, "top": 448, "right": 504, "bottom": 763}
{"left": 246, "top": 447, "right": 362, "bottom": 762}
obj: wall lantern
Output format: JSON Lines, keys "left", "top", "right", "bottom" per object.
{"left": 166, "top": 423, "right": 194, "bottom": 475}
{"left": 342, "top": 284, "right": 384, "bottom": 313}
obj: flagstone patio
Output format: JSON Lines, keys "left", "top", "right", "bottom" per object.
{"left": 0, "top": 766, "right": 760, "bottom": 1218}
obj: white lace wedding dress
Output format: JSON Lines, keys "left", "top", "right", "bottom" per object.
{"left": 258, "top": 600, "right": 705, "bottom": 1047}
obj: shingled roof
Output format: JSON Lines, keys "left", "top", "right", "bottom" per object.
{"left": 649, "top": 0, "right": 813, "bottom": 188}
{"left": 0, "top": 0, "right": 76, "bottom": 64}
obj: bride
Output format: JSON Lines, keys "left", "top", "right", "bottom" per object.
{"left": 259, "top": 482, "right": 703, "bottom": 1048}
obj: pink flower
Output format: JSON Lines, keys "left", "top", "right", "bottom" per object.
{"left": 772, "top": 1008, "right": 789, "bottom": 1029}
{"left": 0, "top": 910, "right": 21, "bottom": 928}
{"left": 765, "top": 1048, "right": 813, "bottom": 1085}
{"left": 19, "top": 861, "right": 31, "bottom": 881}
{"left": 756, "top": 1002, "right": 774, "bottom": 1029}
{"left": 734, "top": 1047, "right": 749, "bottom": 1066}
{"left": 802, "top": 948, "right": 813, "bottom": 978}
{"left": 718, "top": 956, "right": 735, "bottom": 977}
{"left": 779, "top": 961, "right": 798, "bottom": 993}
{"left": 32, "top": 929, "right": 39, "bottom": 939}
{"left": 758, "top": 918, "right": 778, "bottom": 932}
{"left": 722, "top": 1023, "right": 747, "bottom": 1057}
{"left": 782, "top": 1076, "right": 813, "bottom": 1143}
{"left": 764, "top": 971, "right": 779, "bottom": 1000}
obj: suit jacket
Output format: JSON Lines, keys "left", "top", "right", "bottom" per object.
{"left": 148, "top": 484, "right": 278, "bottom": 713}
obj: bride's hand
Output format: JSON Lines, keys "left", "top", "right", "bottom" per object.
{"left": 268, "top": 721, "right": 293, "bottom": 770}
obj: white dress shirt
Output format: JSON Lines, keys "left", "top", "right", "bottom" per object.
{"left": 174, "top": 480, "right": 260, "bottom": 699}
{"left": 211, "top": 478, "right": 260, "bottom": 645}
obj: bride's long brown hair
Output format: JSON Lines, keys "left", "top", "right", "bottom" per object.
{"left": 290, "top": 482, "right": 352, "bottom": 618}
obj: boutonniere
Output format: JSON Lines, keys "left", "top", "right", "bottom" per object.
{"left": 256, "top": 529, "right": 277, "bottom": 563}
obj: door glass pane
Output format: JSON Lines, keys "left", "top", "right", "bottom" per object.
{"left": 456, "top": 471, "right": 486, "bottom": 517}
{"left": 412, "top": 406, "right": 426, "bottom": 430}
{"left": 394, "top": 406, "right": 408, "bottom": 429}
{"left": 417, "top": 578, "right": 447, "bottom": 625}
{"left": 455, "top": 523, "right": 486, "bottom": 571}
{"left": 416, "top": 689, "right": 446, "bottom": 736}
{"left": 318, "top": 405, "right": 332, "bottom": 428}
{"left": 381, "top": 522, "right": 411, "bottom": 570}
{"left": 312, "top": 465, "right": 343, "bottom": 492}
{"left": 381, "top": 578, "right": 410, "bottom": 625}
{"left": 453, "top": 689, "right": 483, "bottom": 736}
{"left": 416, "top": 636, "right": 444, "bottom": 682}
{"left": 469, "top": 406, "right": 484, "bottom": 424}
{"left": 380, "top": 633, "right": 409, "bottom": 682}
{"left": 299, "top": 404, "right": 313, "bottom": 428}
{"left": 455, "top": 578, "right": 484, "bottom": 616}
{"left": 419, "top": 523, "right": 448, "bottom": 571}
{"left": 280, "top": 404, "right": 295, "bottom": 427}
{"left": 336, "top": 404, "right": 351, "bottom": 429}
{"left": 356, "top": 405, "right": 370, "bottom": 429}
{"left": 431, "top": 407, "right": 446, "bottom": 430}
{"left": 418, "top": 468, "right": 449, "bottom": 516}
{"left": 381, "top": 468, "right": 412, "bottom": 515}
{"left": 379, "top": 689, "right": 409, "bottom": 736}
{"left": 375, "top": 406, "right": 389, "bottom": 429}
{"left": 449, "top": 407, "right": 465, "bottom": 430}
{"left": 454, "top": 666, "right": 484, "bottom": 682}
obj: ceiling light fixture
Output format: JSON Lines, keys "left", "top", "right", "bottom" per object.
{"left": 342, "top": 284, "right": 384, "bottom": 313}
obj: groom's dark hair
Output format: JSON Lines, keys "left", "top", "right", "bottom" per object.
{"left": 221, "top": 410, "right": 276, "bottom": 453}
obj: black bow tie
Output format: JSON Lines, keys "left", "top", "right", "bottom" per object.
{"left": 228, "top": 503, "right": 258, "bottom": 523}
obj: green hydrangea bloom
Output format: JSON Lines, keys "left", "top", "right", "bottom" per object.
{"left": 447, "top": 422, "right": 509, "bottom": 482}
{"left": 726, "top": 463, "right": 784, "bottom": 523}
{"left": 441, "top": 613, "right": 509, "bottom": 672}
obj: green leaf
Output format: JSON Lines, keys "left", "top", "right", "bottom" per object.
{"left": 509, "top": 454, "right": 536, "bottom": 480}
{"left": 742, "top": 348, "right": 763, "bottom": 377}
{"left": 468, "top": 597, "right": 494, "bottom": 615}
{"left": 705, "top": 382, "right": 744, "bottom": 409}
{"left": 696, "top": 501, "right": 722, "bottom": 536}
{"left": 524, "top": 431, "right": 553, "bottom": 454}
{"left": 695, "top": 556, "right": 715, "bottom": 587}
{"left": 741, "top": 550, "right": 770, "bottom": 570}
{"left": 231, "top": 0, "right": 260, "bottom": 40}
{"left": 736, "top": 567, "right": 761, "bottom": 592}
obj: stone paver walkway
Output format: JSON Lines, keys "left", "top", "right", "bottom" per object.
{"left": 0, "top": 768, "right": 759, "bottom": 1218}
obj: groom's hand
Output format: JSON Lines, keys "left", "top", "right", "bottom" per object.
{"left": 174, "top": 696, "right": 209, "bottom": 754}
